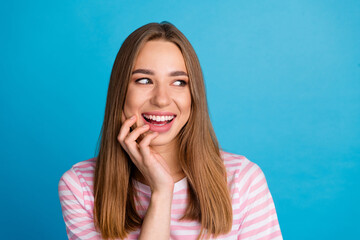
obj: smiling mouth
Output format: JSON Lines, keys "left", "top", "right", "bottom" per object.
{"left": 142, "top": 114, "right": 176, "bottom": 126}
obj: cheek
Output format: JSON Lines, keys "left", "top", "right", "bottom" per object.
{"left": 181, "top": 92, "right": 192, "bottom": 119}
{"left": 123, "top": 88, "right": 148, "bottom": 118}
{"left": 185, "top": 91, "right": 192, "bottom": 111}
{"left": 123, "top": 92, "right": 138, "bottom": 117}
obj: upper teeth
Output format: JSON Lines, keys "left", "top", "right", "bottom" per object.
{"left": 143, "top": 114, "right": 175, "bottom": 122}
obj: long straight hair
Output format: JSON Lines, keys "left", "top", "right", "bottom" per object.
{"left": 93, "top": 22, "right": 232, "bottom": 239}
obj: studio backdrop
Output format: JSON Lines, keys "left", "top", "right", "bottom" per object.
{"left": 1, "top": 0, "right": 359, "bottom": 239}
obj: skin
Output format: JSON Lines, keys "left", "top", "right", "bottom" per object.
{"left": 117, "top": 40, "right": 192, "bottom": 239}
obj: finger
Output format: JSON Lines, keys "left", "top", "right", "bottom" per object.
{"left": 138, "top": 131, "right": 159, "bottom": 156}
{"left": 153, "top": 151, "right": 171, "bottom": 173}
{"left": 121, "top": 112, "right": 138, "bottom": 131}
{"left": 117, "top": 115, "right": 136, "bottom": 146}
{"left": 125, "top": 124, "right": 150, "bottom": 144}
{"left": 124, "top": 125, "right": 151, "bottom": 161}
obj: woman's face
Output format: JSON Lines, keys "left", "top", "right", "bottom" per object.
{"left": 123, "top": 40, "right": 191, "bottom": 146}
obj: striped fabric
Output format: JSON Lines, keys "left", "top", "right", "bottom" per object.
{"left": 58, "top": 151, "right": 282, "bottom": 240}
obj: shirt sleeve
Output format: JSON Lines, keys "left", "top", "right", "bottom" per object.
{"left": 237, "top": 164, "right": 282, "bottom": 240}
{"left": 58, "top": 168, "right": 101, "bottom": 240}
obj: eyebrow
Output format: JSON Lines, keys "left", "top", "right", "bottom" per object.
{"left": 132, "top": 68, "right": 188, "bottom": 77}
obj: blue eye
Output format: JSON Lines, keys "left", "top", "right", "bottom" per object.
{"left": 135, "top": 78, "right": 151, "bottom": 84}
{"left": 173, "top": 80, "right": 187, "bottom": 86}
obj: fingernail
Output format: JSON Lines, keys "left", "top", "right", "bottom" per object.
{"left": 130, "top": 115, "right": 136, "bottom": 120}
{"left": 142, "top": 124, "right": 149, "bottom": 128}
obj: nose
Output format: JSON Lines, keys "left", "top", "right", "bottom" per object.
{"left": 150, "top": 84, "right": 171, "bottom": 107}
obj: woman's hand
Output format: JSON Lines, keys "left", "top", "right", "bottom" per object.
{"left": 118, "top": 114, "right": 174, "bottom": 194}
{"left": 118, "top": 114, "right": 174, "bottom": 240}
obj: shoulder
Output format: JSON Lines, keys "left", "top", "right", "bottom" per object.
{"left": 220, "top": 150, "right": 266, "bottom": 188}
{"left": 220, "top": 152, "right": 282, "bottom": 238}
{"left": 221, "top": 151, "right": 250, "bottom": 167}
{"left": 220, "top": 150, "right": 259, "bottom": 173}
{"left": 70, "top": 157, "right": 97, "bottom": 179}
{"left": 58, "top": 158, "right": 100, "bottom": 237}
{"left": 58, "top": 157, "right": 97, "bottom": 201}
{"left": 59, "top": 157, "right": 96, "bottom": 184}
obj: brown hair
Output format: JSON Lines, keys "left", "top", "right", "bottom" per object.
{"left": 94, "top": 22, "right": 232, "bottom": 239}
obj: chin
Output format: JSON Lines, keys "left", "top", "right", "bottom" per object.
{"left": 149, "top": 135, "right": 176, "bottom": 146}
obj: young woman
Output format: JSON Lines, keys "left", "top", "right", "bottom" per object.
{"left": 59, "top": 22, "right": 282, "bottom": 240}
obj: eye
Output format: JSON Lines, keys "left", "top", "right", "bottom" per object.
{"left": 135, "top": 78, "right": 152, "bottom": 84}
{"left": 173, "top": 80, "right": 187, "bottom": 86}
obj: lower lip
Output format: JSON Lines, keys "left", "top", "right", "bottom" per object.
{"left": 142, "top": 115, "right": 175, "bottom": 133}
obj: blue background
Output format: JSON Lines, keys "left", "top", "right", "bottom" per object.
{"left": 1, "top": 0, "right": 359, "bottom": 239}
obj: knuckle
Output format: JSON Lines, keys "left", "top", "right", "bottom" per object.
{"left": 126, "top": 117, "right": 135, "bottom": 125}
{"left": 124, "top": 137, "right": 132, "bottom": 145}
{"left": 139, "top": 141, "right": 147, "bottom": 148}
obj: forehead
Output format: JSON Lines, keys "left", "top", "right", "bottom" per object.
{"left": 133, "top": 40, "right": 187, "bottom": 73}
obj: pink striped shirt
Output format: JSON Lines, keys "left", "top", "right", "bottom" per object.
{"left": 58, "top": 151, "right": 282, "bottom": 240}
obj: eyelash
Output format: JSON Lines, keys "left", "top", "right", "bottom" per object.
{"left": 135, "top": 78, "right": 187, "bottom": 86}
